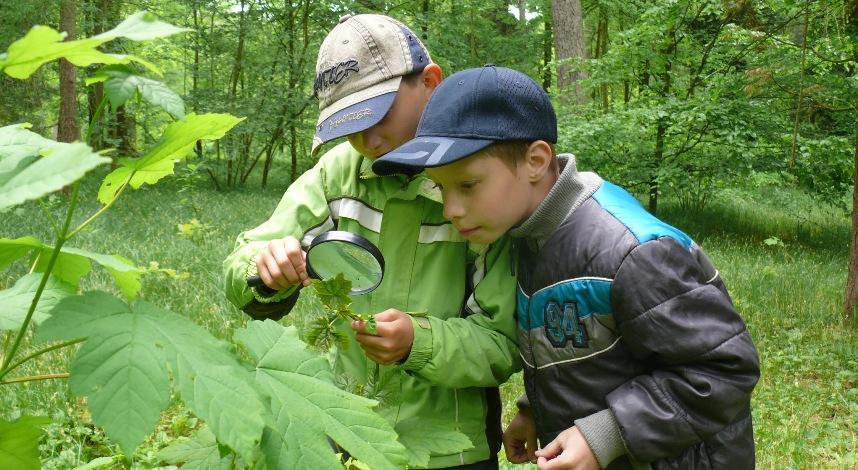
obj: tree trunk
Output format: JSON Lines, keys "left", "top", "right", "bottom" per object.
{"left": 649, "top": 120, "right": 666, "bottom": 215}
{"left": 518, "top": 0, "right": 527, "bottom": 22}
{"left": 596, "top": 15, "right": 609, "bottom": 112}
{"left": 58, "top": 0, "right": 78, "bottom": 143}
{"left": 552, "top": 0, "right": 587, "bottom": 104}
{"left": 844, "top": 107, "right": 858, "bottom": 326}
{"left": 542, "top": 3, "right": 553, "bottom": 91}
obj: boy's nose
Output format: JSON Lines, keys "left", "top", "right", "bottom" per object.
{"left": 443, "top": 198, "right": 465, "bottom": 221}
{"left": 359, "top": 127, "right": 384, "bottom": 155}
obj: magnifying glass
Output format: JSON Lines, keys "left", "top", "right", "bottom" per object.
{"left": 247, "top": 231, "right": 385, "bottom": 296}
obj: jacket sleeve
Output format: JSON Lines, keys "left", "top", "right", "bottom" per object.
{"left": 400, "top": 236, "right": 522, "bottom": 387}
{"left": 222, "top": 157, "right": 334, "bottom": 318}
{"left": 605, "top": 237, "right": 760, "bottom": 463}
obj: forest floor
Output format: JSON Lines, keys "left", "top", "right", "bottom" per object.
{"left": 2, "top": 169, "right": 855, "bottom": 469}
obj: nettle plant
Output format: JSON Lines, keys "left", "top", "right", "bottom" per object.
{"left": 0, "top": 13, "right": 468, "bottom": 469}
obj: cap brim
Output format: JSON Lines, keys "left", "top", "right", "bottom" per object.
{"left": 372, "top": 136, "right": 494, "bottom": 176}
{"left": 312, "top": 77, "right": 402, "bottom": 154}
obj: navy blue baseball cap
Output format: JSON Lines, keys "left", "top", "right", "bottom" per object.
{"left": 372, "top": 65, "right": 556, "bottom": 175}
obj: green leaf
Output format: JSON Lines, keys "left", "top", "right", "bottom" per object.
{"left": 0, "top": 415, "right": 50, "bottom": 470}
{"left": 0, "top": 237, "right": 93, "bottom": 287}
{"left": 72, "top": 456, "right": 122, "bottom": 470}
{"left": 94, "top": 11, "right": 192, "bottom": 42}
{"left": 90, "top": 65, "right": 185, "bottom": 118}
{"left": 235, "top": 321, "right": 408, "bottom": 470}
{"left": 157, "top": 426, "right": 237, "bottom": 470}
{"left": 0, "top": 125, "right": 109, "bottom": 212}
{"left": 313, "top": 273, "right": 352, "bottom": 310}
{"left": 395, "top": 417, "right": 473, "bottom": 468}
{"left": 62, "top": 248, "right": 141, "bottom": 300}
{"left": 36, "top": 292, "right": 268, "bottom": 461}
{"left": 0, "top": 238, "right": 141, "bottom": 298}
{"left": 1, "top": 12, "right": 189, "bottom": 79}
{"left": 1, "top": 26, "right": 120, "bottom": 79}
{"left": 0, "top": 273, "right": 75, "bottom": 331}
{"left": 98, "top": 113, "right": 244, "bottom": 204}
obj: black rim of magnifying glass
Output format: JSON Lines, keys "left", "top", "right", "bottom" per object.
{"left": 306, "top": 231, "right": 385, "bottom": 295}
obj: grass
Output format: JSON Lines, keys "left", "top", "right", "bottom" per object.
{"left": 2, "top": 167, "right": 856, "bottom": 469}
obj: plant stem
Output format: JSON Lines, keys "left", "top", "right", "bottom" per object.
{"left": 0, "top": 182, "right": 81, "bottom": 379}
{"left": 2, "top": 338, "right": 84, "bottom": 377}
{"left": 87, "top": 96, "right": 109, "bottom": 144}
{"left": 0, "top": 373, "right": 70, "bottom": 385}
{"left": 67, "top": 178, "right": 130, "bottom": 239}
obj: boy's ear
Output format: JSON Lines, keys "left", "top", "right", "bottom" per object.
{"left": 524, "top": 140, "right": 555, "bottom": 183}
{"left": 420, "top": 64, "right": 443, "bottom": 92}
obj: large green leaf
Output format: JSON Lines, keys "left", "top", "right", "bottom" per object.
{"left": 62, "top": 248, "right": 141, "bottom": 300}
{"left": 37, "top": 292, "right": 268, "bottom": 461}
{"left": 98, "top": 113, "right": 244, "bottom": 204}
{"left": 1, "top": 12, "right": 190, "bottom": 80}
{"left": 157, "top": 426, "right": 237, "bottom": 470}
{"left": 235, "top": 321, "right": 408, "bottom": 470}
{"left": 395, "top": 417, "right": 473, "bottom": 468}
{"left": 0, "top": 238, "right": 141, "bottom": 299}
{"left": 0, "top": 273, "right": 75, "bottom": 331}
{"left": 87, "top": 65, "right": 185, "bottom": 118}
{"left": 0, "top": 416, "right": 50, "bottom": 470}
{"left": 0, "top": 125, "right": 109, "bottom": 212}
{"left": 94, "top": 11, "right": 191, "bottom": 42}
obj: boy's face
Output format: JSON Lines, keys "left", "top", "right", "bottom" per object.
{"left": 426, "top": 151, "right": 533, "bottom": 245}
{"left": 348, "top": 71, "right": 435, "bottom": 160}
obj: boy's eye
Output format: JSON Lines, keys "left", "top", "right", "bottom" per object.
{"left": 461, "top": 180, "right": 478, "bottom": 190}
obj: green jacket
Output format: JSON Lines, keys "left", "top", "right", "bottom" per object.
{"left": 223, "top": 142, "right": 521, "bottom": 468}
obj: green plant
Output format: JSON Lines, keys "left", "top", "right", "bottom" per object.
{"left": 0, "top": 12, "right": 419, "bottom": 470}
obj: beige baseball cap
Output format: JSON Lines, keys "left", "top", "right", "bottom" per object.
{"left": 312, "top": 13, "right": 432, "bottom": 154}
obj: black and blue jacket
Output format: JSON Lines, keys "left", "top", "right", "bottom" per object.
{"left": 510, "top": 155, "right": 760, "bottom": 469}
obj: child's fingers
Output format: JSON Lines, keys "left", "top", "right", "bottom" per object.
{"left": 534, "top": 438, "right": 561, "bottom": 459}
{"left": 282, "top": 237, "right": 308, "bottom": 283}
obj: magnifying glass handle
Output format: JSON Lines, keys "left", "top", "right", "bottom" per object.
{"left": 247, "top": 275, "right": 278, "bottom": 296}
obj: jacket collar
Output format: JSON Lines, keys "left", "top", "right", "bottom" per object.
{"left": 509, "top": 154, "right": 603, "bottom": 250}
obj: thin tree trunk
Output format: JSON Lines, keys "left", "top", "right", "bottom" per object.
{"left": 789, "top": 2, "right": 810, "bottom": 168}
{"left": 844, "top": 106, "right": 858, "bottom": 326}
{"left": 518, "top": 0, "right": 527, "bottom": 22}
{"left": 596, "top": 15, "right": 609, "bottom": 112}
{"left": 552, "top": 0, "right": 587, "bottom": 104}
{"left": 58, "top": 0, "right": 78, "bottom": 143}
{"left": 542, "top": 4, "right": 553, "bottom": 91}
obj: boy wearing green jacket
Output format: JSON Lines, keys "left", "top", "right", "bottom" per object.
{"left": 223, "top": 14, "right": 520, "bottom": 469}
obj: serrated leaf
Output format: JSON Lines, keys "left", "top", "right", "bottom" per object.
{"left": 98, "top": 114, "right": 243, "bottom": 204}
{"left": 94, "top": 11, "right": 192, "bottom": 42}
{"left": 1, "top": 26, "right": 118, "bottom": 79}
{"left": 157, "top": 426, "right": 237, "bottom": 470}
{"left": 91, "top": 65, "right": 184, "bottom": 118}
{"left": 0, "top": 238, "right": 141, "bottom": 298}
{"left": 1, "top": 12, "right": 188, "bottom": 80}
{"left": 0, "top": 126, "right": 109, "bottom": 212}
{"left": 36, "top": 292, "right": 268, "bottom": 461}
{"left": 72, "top": 456, "right": 122, "bottom": 470}
{"left": 395, "top": 417, "right": 473, "bottom": 467}
{"left": 0, "top": 415, "right": 50, "bottom": 470}
{"left": 62, "top": 248, "right": 141, "bottom": 300}
{"left": 0, "top": 273, "right": 75, "bottom": 330}
{"left": 313, "top": 273, "right": 352, "bottom": 309}
{"left": 235, "top": 321, "right": 408, "bottom": 470}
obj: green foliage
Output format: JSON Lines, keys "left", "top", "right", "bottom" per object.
{"left": 0, "top": 415, "right": 50, "bottom": 470}
{"left": 0, "top": 237, "right": 141, "bottom": 300}
{"left": 0, "top": 124, "right": 110, "bottom": 213}
{"left": 157, "top": 426, "right": 239, "bottom": 469}
{"left": 36, "top": 292, "right": 269, "bottom": 461}
{"left": 235, "top": 320, "right": 408, "bottom": 470}
{"left": 98, "top": 113, "right": 244, "bottom": 204}
{"left": 0, "top": 11, "right": 189, "bottom": 79}
{"left": 0, "top": 273, "right": 74, "bottom": 331}
{"left": 395, "top": 417, "right": 473, "bottom": 468}
{"left": 86, "top": 65, "right": 185, "bottom": 119}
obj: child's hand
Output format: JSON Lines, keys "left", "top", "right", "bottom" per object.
{"left": 351, "top": 309, "right": 414, "bottom": 365}
{"left": 502, "top": 407, "right": 538, "bottom": 463}
{"left": 255, "top": 236, "right": 311, "bottom": 290}
{"left": 535, "top": 426, "right": 599, "bottom": 470}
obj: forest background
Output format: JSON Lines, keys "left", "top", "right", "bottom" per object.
{"left": 1, "top": 0, "right": 856, "bottom": 468}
